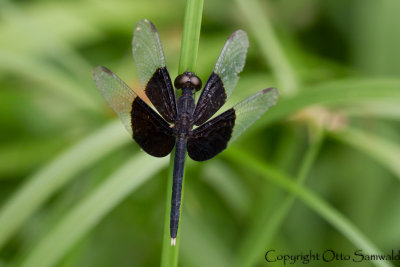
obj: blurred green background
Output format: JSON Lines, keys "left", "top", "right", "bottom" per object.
{"left": 1, "top": 0, "right": 400, "bottom": 266}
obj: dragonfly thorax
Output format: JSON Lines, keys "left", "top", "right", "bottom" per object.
{"left": 175, "top": 87, "right": 195, "bottom": 136}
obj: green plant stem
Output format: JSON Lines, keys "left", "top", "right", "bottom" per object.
{"left": 178, "top": 0, "right": 203, "bottom": 73}
{"left": 226, "top": 146, "right": 392, "bottom": 267}
{"left": 160, "top": 1, "right": 203, "bottom": 266}
{"left": 236, "top": 130, "right": 324, "bottom": 267}
{"left": 331, "top": 126, "right": 400, "bottom": 180}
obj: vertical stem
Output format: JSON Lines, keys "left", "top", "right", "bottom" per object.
{"left": 161, "top": 0, "right": 203, "bottom": 266}
{"left": 235, "top": 130, "right": 324, "bottom": 267}
{"left": 178, "top": 0, "right": 204, "bottom": 73}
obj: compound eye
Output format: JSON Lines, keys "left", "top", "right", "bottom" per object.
{"left": 191, "top": 76, "right": 202, "bottom": 91}
{"left": 174, "top": 74, "right": 189, "bottom": 89}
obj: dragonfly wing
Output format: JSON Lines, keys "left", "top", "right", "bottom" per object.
{"left": 93, "top": 66, "right": 175, "bottom": 157}
{"left": 229, "top": 87, "right": 279, "bottom": 144}
{"left": 187, "top": 109, "right": 236, "bottom": 161}
{"left": 193, "top": 30, "right": 249, "bottom": 126}
{"left": 132, "top": 19, "right": 177, "bottom": 123}
{"left": 187, "top": 88, "right": 278, "bottom": 161}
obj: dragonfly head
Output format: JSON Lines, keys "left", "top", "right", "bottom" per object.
{"left": 174, "top": 72, "right": 202, "bottom": 92}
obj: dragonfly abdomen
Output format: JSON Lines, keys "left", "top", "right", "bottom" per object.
{"left": 170, "top": 135, "right": 187, "bottom": 245}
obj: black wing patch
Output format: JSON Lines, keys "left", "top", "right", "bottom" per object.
{"left": 192, "top": 30, "right": 249, "bottom": 126}
{"left": 192, "top": 72, "right": 226, "bottom": 126}
{"left": 187, "top": 108, "right": 235, "bottom": 161}
{"left": 93, "top": 66, "right": 175, "bottom": 157}
{"left": 131, "top": 97, "right": 176, "bottom": 157}
{"left": 132, "top": 20, "right": 177, "bottom": 123}
{"left": 145, "top": 67, "right": 177, "bottom": 123}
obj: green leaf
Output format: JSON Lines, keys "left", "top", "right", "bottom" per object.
{"left": 331, "top": 127, "right": 400, "bottom": 180}
{"left": 0, "top": 52, "right": 100, "bottom": 112}
{"left": 18, "top": 154, "right": 168, "bottom": 267}
{"left": 0, "top": 1, "right": 95, "bottom": 89}
{"left": 0, "top": 121, "right": 129, "bottom": 249}
{"left": 251, "top": 78, "right": 400, "bottom": 134}
{"left": 236, "top": 131, "right": 324, "bottom": 267}
{"left": 226, "top": 147, "right": 393, "bottom": 267}
{"left": 235, "top": 0, "right": 299, "bottom": 95}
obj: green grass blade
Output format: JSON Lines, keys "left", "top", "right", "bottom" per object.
{"left": 202, "top": 160, "right": 251, "bottom": 218}
{"left": 236, "top": 131, "right": 324, "bottom": 267}
{"left": 251, "top": 78, "right": 400, "bottom": 133}
{"left": 0, "top": 0, "right": 94, "bottom": 87}
{"left": 180, "top": 213, "right": 233, "bottom": 267}
{"left": 226, "top": 147, "right": 393, "bottom": 267}
{"left": 161, "top": 0, "right": 203, "bottom": 266}
{"left": 331, "top": 127, "right": 400, "bottom": 180}
{"left": 0, "top": 52, "right": 99, "bottom": 112}
{"left": 343, "top": 101, "right": 400, "bottom": 121}
{"left": 235, "top": 0, "right": 299, "bottom": 95}
{"left": 18, "top": 154, "right": 168, "bottom": 267}
{"left": 0, "top": 121, "right": 129, "bottom": 249}
{"left": 177, "top": 0, "right": 203, "bottom": 74}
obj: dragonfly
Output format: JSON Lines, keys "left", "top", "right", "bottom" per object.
{"left": 93, "top": 19, "right": 278, "bottom": 246}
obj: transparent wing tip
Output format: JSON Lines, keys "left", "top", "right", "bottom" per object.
{"left": 93, "top": 66, "right": 111, "bottom": 75}
{"left": 228, "top": 30, "right": 249, "bottom": 47}
{"left": 134, "top": 19, "right": 157, "bottom": 33}
{"left": 261, "top": 87, "right": 279, "bottom": 105}
{"left": 261, "top": 87, "right": 279, "bottom": 96}
{"left": 93, "top": 66, "right": 114, "bottom": 83}
{"left": 229, "top": 29, "right": 247, "bottom": 39}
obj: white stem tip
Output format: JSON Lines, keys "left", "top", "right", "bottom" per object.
{"left": 171, "top": 238, "right": 176, "bottom": 246}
